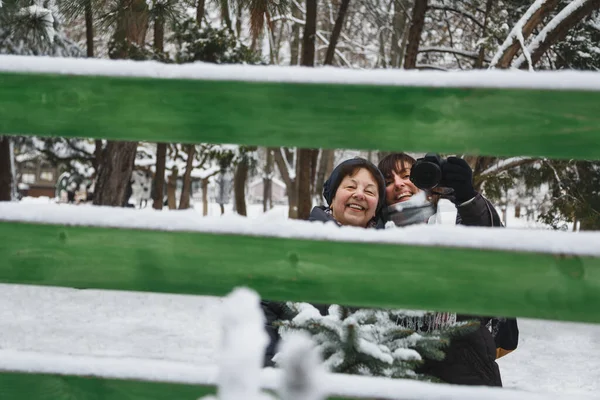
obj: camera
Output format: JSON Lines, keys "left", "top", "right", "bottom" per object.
{"left": 410, "top": 153, "right": 446, "bottom": 190}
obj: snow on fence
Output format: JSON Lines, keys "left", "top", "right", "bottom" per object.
{"left": 1, "top": 55, "right": 600, "bottom": 160}
{"left": 1, "top": 55, "right": 600, "bottom": 399}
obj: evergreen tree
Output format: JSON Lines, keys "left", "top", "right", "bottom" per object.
{"left": 274, "top": 303, "right": 479, "bottom": 380}
{"left": 0, "top": 0, "right": 81, "bottom": 56}
{"left": 172, "top": 18, "right": 262, "bottom": 64}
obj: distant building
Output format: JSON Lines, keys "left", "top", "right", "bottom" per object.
{"left": 15, "top": 154, "right": 60, "bottom": 198}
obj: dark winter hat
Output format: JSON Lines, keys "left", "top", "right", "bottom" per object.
{"left": 323, "top": 157, "right": 386, "bottom": 213}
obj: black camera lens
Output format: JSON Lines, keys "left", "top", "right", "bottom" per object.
{"left": 410, "top": 156, "right": 442, "bottom": 190}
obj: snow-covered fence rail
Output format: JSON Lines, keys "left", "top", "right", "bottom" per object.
{"left": 1, "top": 55, "right": 600, "bottom": 399}
{"left": 1, "top": 55, "right": 600, "bottom": 159}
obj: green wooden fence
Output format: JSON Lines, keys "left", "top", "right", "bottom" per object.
{"left": 1, "top": 56, "right": 599, "bottom": 399}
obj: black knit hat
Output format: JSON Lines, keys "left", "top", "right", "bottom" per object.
{"left": 323, "top": 157, "right": 386, "bottom": 213}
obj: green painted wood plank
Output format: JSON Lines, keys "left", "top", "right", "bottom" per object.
{"left": 1, "top": 72, "right": 600, "bottom": 160}
{"left": 0, "top": 221, "right": 599, "bottom": 323}
{"left": 0, "top": 372, "right": 350, "bottom": 400}
{"left": 0, "top": 372, "right": 214, "bottom": 400}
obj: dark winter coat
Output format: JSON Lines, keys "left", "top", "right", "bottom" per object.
{"left": 415, "top": 193, "right": 519, "bottom": 386}
{"left": 261, "top": 196, "right": 519, "bottom": 387}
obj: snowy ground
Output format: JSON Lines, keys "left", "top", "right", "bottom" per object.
{"left": 0, "top": 284, "right": 599, "bottom": 397}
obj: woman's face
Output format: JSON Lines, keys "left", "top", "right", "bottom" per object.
{"left": 384, "top": 161, "right": 420, "bottom": 205}
{"left": 331, "top": 168, "right": 379, "bottom": 227}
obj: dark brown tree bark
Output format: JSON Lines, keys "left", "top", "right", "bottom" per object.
{"left": 95, "top": 0, "right": 147, "bottom": 205}
{"left": 151, "top": 0, "right": 165, "bottom": 209}
{"left": 0, "top": 137, "right": 12, "bottom": 201}
{"left": 403, "top": 0, "right": 428, "bottom": 69}
{"left": 154, "top": 13, "right": 165, "bottom": 53}
{"left": 493, "top": 0, "right": 560, "bottom": 68}
{"left": 301, "top": 0, "right": 317, "bottom": 67}
{"left": 296, "top": 149, "right": 313, "bottom": 220}
{"left": 196, "top": 0, "right": 206, "bottom": 26}
{"left": 93, "top": 141, "right": 138, "bottom": 206}
{"left": 179, "top": 145, "right": 196, "bottom": 210}
{"left": 153, "top": 143, "right": 167, "bottom": 210}
{"left": 111, "top": 0, "right": 150, "bottom": 60}
{"left": 310, "top": 149, "right": 319, "bottom": 195}
{"left": 324, "top": 0, "right": 350, "bottom": 65}
{"left": 93, "top": 139, "right": 103, "bottom": 177}
{"left": 474, "top": 0, "right": 495, "bottom": 69}
{"left": 294, "top": 0, "right": 319, "bottom": 220}
{"left": 85, "top": 0, "right": 94, "bottom": 57}
{"left": 520, "top": 0, "right": 600, "bottom": 68}
{"left": 234, "top": 156, "right": 249, "bottom": 216}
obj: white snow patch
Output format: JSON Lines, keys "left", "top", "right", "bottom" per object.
{"left": 0, "top": 55, "right": 599, "bottom": 91}
{"left": 2, "top": 202, "right": 600, "bottom": 256}
{"left": 215, "top": 288, "right": 269, "bottom": 400}
{"left": 276, "top": 332, "right": 325, "bottom": 400}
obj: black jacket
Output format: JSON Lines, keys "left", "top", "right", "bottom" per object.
{"left": 415, "top": 193, "right": 518, "bottom": 386}
{"left": 262, "top": 196, "right": 518, "bottom": 386}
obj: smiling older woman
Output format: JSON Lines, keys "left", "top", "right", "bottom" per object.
{"left": 308, "top": 157, "right": 386, "bottom": 228}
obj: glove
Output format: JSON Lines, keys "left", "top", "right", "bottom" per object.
{"left": 441, "top": 157, "right": 477, "bottom": 204}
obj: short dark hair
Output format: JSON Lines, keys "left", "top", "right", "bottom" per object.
{"left": 377, "top": 153, "right": 416, "bottom": 181}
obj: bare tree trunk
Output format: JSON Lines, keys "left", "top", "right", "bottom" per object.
{"left": 196, "top": 0, "right": 206, "bottom": 26}
{"left": 296, "top": 149, "right": 313, "bottom": 219}
{"left": 234, "top": 156, "right": 249, "bottom": 216}
{"left": 491, "top": 0, "right": 560, "bottom": 68}
{"left": 167, "top": 167, "right": 178, "bottom": 209}
{"left": 93, "top": 139, "right": 103, "bottom": 177}
{"left": 518, "top": 0, "right": 600, "bottom": 69}
{"left": 153, "top": 143, "right": 166, "bottom": 210}
{"left": 391, "top": 0, "right": 410, "bottom": 68}
{"left": 154, "top": 13, "right": 165, "bottom": 53}
{"left": 85, "top": 0, "right": 94, "bottom": 57}
{"left": 290, "top": 6, "right": 302, "bottom": 65}
{"left": 97, "top": 0, "right": 147, "bottom": 204}
{"left": 474, "top": 0, "right": 495, "bottom": 69}
{"left": 263, "top": 148, "right": 273, "bottom": 212}
{"left": 236, "top": 4, "right": 243, "bottom": 38}
{"left": 220, "top": 204, "right": 225, "bottom": 214}
{"left": 111, "top": 0, "right": 150, "bottom": 59}
{"left": 310, "top": 149, "right": 319, "bottom": 195}
{"left": 93, "top": 141, "right": 138, "bottom": 206}
{"left": 294, "top": 0, "right": 319, "bottom": 220}
{"left": 0, "top": 137, "right": 12, "bottom": 201}
{"left": 403, "top": 0, "right": 428, "bottom": 69}
{"left": 324, "top": 0, "right": 350, "bottom": 65}
{"left": 179, "top": 145, "right": 196, "bottom": 210}
{"left": 302, "top": 0, "right": 318, "bottom": 67}
{"left": 220, "top": 0, "right": 232, "bottom": 31}
{"left": 202, "top": 178, "right": 209, "bottom": 216}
